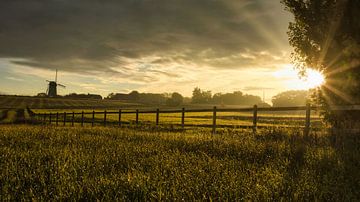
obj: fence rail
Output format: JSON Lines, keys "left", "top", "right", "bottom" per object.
{"left": 32, "top": 104, "right": 360, "bottom": 135}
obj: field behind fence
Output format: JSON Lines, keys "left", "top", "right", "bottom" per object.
{"left": 32, "top": 104, "right": 333, "bottom": 134}
{"left": 1, "top": 104, "right": 356, "bottom": 134}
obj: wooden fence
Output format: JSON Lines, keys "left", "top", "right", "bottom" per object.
{"left": 32, "top": 104, "right": 360, "bottom": 134}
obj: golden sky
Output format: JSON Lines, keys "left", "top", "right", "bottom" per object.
{"left": 0, "top": 0, "right": 313, "bottom": 103}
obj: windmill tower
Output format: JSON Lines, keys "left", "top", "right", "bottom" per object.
{"left": 46, "top": 69, "right": 66, "bottom": 97}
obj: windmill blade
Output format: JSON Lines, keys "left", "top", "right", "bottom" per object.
{"left": 55, "top": 69, "right": 58, "bottom": 83}
{"left": 46, "top": 80, "right": 51, "bottom": 83}
{"left": 58, "top": 83, "right": 66, "bottom": 88}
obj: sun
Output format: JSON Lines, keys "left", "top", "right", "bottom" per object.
{"left": 274, "top": 65, "right": 325, "bottom": 90}
{"left": 304, "top": 68, "right": 325, "bottom": 89}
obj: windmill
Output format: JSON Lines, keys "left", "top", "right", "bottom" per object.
{"left": 46, "top": 69, "right": 66, "bottom": 97}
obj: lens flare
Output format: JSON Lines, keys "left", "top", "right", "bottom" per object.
{"left": 274, "top": 65, "right": 325, "bottom": 90}
{"left": 304, "top": 69, "right": 325, "bottom": 89}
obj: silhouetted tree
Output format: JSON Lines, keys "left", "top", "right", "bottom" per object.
{"left": 166, "top": 92, "right": 184, "bottom": 106}
{"left": 191, "top": 87, "right": 212, "bottom": 104}
{"left": 106, "top": 93, "right": 115, "bottom": 99}
{"left": 37, "top": 93, "right": 47, "bottom": 97}
{"left": 282, "top": 0, "right": 360, "bottom": 126}
{"left": 212, "top": 91, "right": 263, "bottom": 106}
{"left": 138, "top": 93, "right": 166, "bottom": 104}
{"left": 129, "top": 91, "right": 140, "bottom": 101}
{"left": 64, "top": 93, "right": 102, "bottom": 100}
{"left": 272, "top": 90, "right": 309, "bottom": 107}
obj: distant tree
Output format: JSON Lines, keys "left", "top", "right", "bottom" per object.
{"left": 212, "top": 93, "right": 223, "bottom": 104}
{"left": 166, "top": 92, "right": 184, "bottom": 106}
{"left": 272, "top": 90, "right": 309, "bottom": 107}
{"left": 129, "top": 91, "right": 140, "bottom": 101}
{"left": 106, "top": 93, "right": 115, "bottom": 99}
{"left": 282, "top": 0, "right": 360, "bottom": 125}
{"left": 183, "top": 97, "right": 192, "bottom": 104}
{"left": 139, "top": 93, "right": 166, "bottom": 104}
{"left": 37, "top": 93, "right": 47, "bottom": 97}
{"left": 191, "top": 87, "right": 202, "bottom": 104}
{"left": 242, "top": 94, "right": 263, "bottom": 106}
{"left": 202, "top": 90, "right": 212, "bottom": 103}
{"left": 64, "top": 93, "right": 102, "bottom": 100}
{"left": 191, "top": 87, "right": 212, "bottom": 104}
{"left": 212, "top": 91, "right": 262, "bottom": 106}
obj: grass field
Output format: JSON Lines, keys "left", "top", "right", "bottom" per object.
{"left": 0, "top": 126, "right": 359, "bottom": 200}
{"left": 31, "top": 109, "right": 324, "bottom": 129}
{"left": 0, "top": 96, "right": 325, "bottom": 128}
{"left": 0, "top": 96, "right": 141, "bottom": 109}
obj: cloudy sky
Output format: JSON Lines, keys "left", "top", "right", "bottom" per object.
{"left": 0, "top": 0, "right": 301, "bottom": 102}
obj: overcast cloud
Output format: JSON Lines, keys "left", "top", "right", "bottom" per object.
{"left": 0, "top": 0, "right": 292, "bottom": 74}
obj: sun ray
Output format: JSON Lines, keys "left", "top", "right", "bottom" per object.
{"left": 322, "top": 83, "right": 354, "bottom": 104}
{"left": 325, "top": 59, "right": 360, "bottom": 77}
{"left": 319, "top": 87, "right": 336, "bottom": 106}
{"left": 318, "top": 0, "right": 346, "bottom": 67}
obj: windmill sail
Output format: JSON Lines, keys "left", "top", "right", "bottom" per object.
{"left": 46, "top": 69, "right": 65, "bottom": 97}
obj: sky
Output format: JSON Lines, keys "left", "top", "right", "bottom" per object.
{"left": 0, "top": 0, "right": 301, "bottom": 103}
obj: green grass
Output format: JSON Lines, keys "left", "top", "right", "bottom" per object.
{"left": 0, "top": 125, "right": 359, "bottom": 200}
{"left": 0, "top": 96, "right": 141, "bottom": 109}
{"left": 33, "top": 109, "right": 324, "bottom": 129}
{"left": 0, "top": 96, "right": 325, "bottom": 128}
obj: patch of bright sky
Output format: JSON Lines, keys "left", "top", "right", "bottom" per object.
{"left": 0, "top": 58, "right": 314, "bottom": 104}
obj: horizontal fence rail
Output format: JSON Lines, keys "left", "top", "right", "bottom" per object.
{"left": 31, "top": 104, "right": 360, "bottom": 135}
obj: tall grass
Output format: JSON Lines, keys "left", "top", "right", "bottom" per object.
{"left": 0, "top": 126, "right": 359, "bottom": 200}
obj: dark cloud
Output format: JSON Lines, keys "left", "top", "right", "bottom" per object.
{"left": 0, "top": 0, "right": 292, "bottom": 74}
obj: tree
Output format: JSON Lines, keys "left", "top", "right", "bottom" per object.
{"left": 212, "top": 91, "right": 263, "bottom": 106}
{"left": 37, "top": 92, "right": 47, "bottom": 97}
{"left": 272, "top": 90, "right": 309, "bottom": 107}
{"left": 191, "top": 87, "right": 212, "bottom": 104}
{"left": 282, "top": 0, "right": 360, "bottom": 125}
{"left": 166, "top": 92, "right": 184, "bottom": 106}
{"left": 106, "top": 93, "right": 115, "bottom": 99}
{"left": 191, "top": 87, "right": 202, "bottom": 104}
{"left": 129, "top": 91, "right": 140, "bottom": 101}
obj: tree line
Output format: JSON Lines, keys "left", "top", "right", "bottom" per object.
{"left": 106, "top": 87, "right": 309, "bottom": 107}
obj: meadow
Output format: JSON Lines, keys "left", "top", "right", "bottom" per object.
{"left": 1, "top": 96, "right": 357, "bottom": 200}
{"left": 0, "top": 96, "right": 324, "bottom": 129}
{"left": 0, "top": 96, "right": 140, "bottom": 109}
{"left": 0, "top": 125, "right": 359, "bottom": 200}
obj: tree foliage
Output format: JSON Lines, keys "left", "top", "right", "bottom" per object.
{"left": 191, "top": 88, "right": 264, "bottom": 106}
{"left": 272, "top": 90, "right": 309, "bottom": 107}
{"left": 213, "top": 91, "right": 263, "bottom": 106}
{"left": 166, "top": 92, "right": 184, "bottom": 106}
{"left": 192, "top": 87, "right": 212, "bottom": 104}
{"left": 282, "top": 0, "right": 360, "bottom": 125}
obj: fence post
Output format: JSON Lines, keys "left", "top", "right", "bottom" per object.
{"left": 72, "top": 112, "right": 75, "bottom": 127}
{"left": 63, "top": 112, "right": 66, "bottom": 126}
{"left": 104, "top": 110, "right": 107, "bottom": 126}
{"left": 212, "top": 106, "right": 217, "bottom": 134}
{"left": 92, "top": 111, "right": 95, "bottom": 127}
{"left": 118, "top": 109, "right": 122, "bottom": 127}
{"left": 49, "top": 112, "right": 52, "bottom": 125}
{"left": 253, "top": 105, "right": 258, "bottom": 133}
{"left": 182, "top": 108, "right": 185, "bottom": 129}
{"left": 156, "top": 109, "right": 159, "bottom": 126}
{"left": 304, "top": 103, "right": 311, "bottom": 136}
{"left": 136, "top": 109, "right": 139, "bottom": 125}
{"left": 56, "top": 112, "right": 59, "bottom": 126}
{"left": 81, "top": 111, "right": 84, "bottom": 127}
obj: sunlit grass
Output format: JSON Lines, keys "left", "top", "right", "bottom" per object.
{"left": 31, "top": 109, "right": 324, "bottom": 128}
{"left": 0, "top": 125, "right": 359, "bottom": 200}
